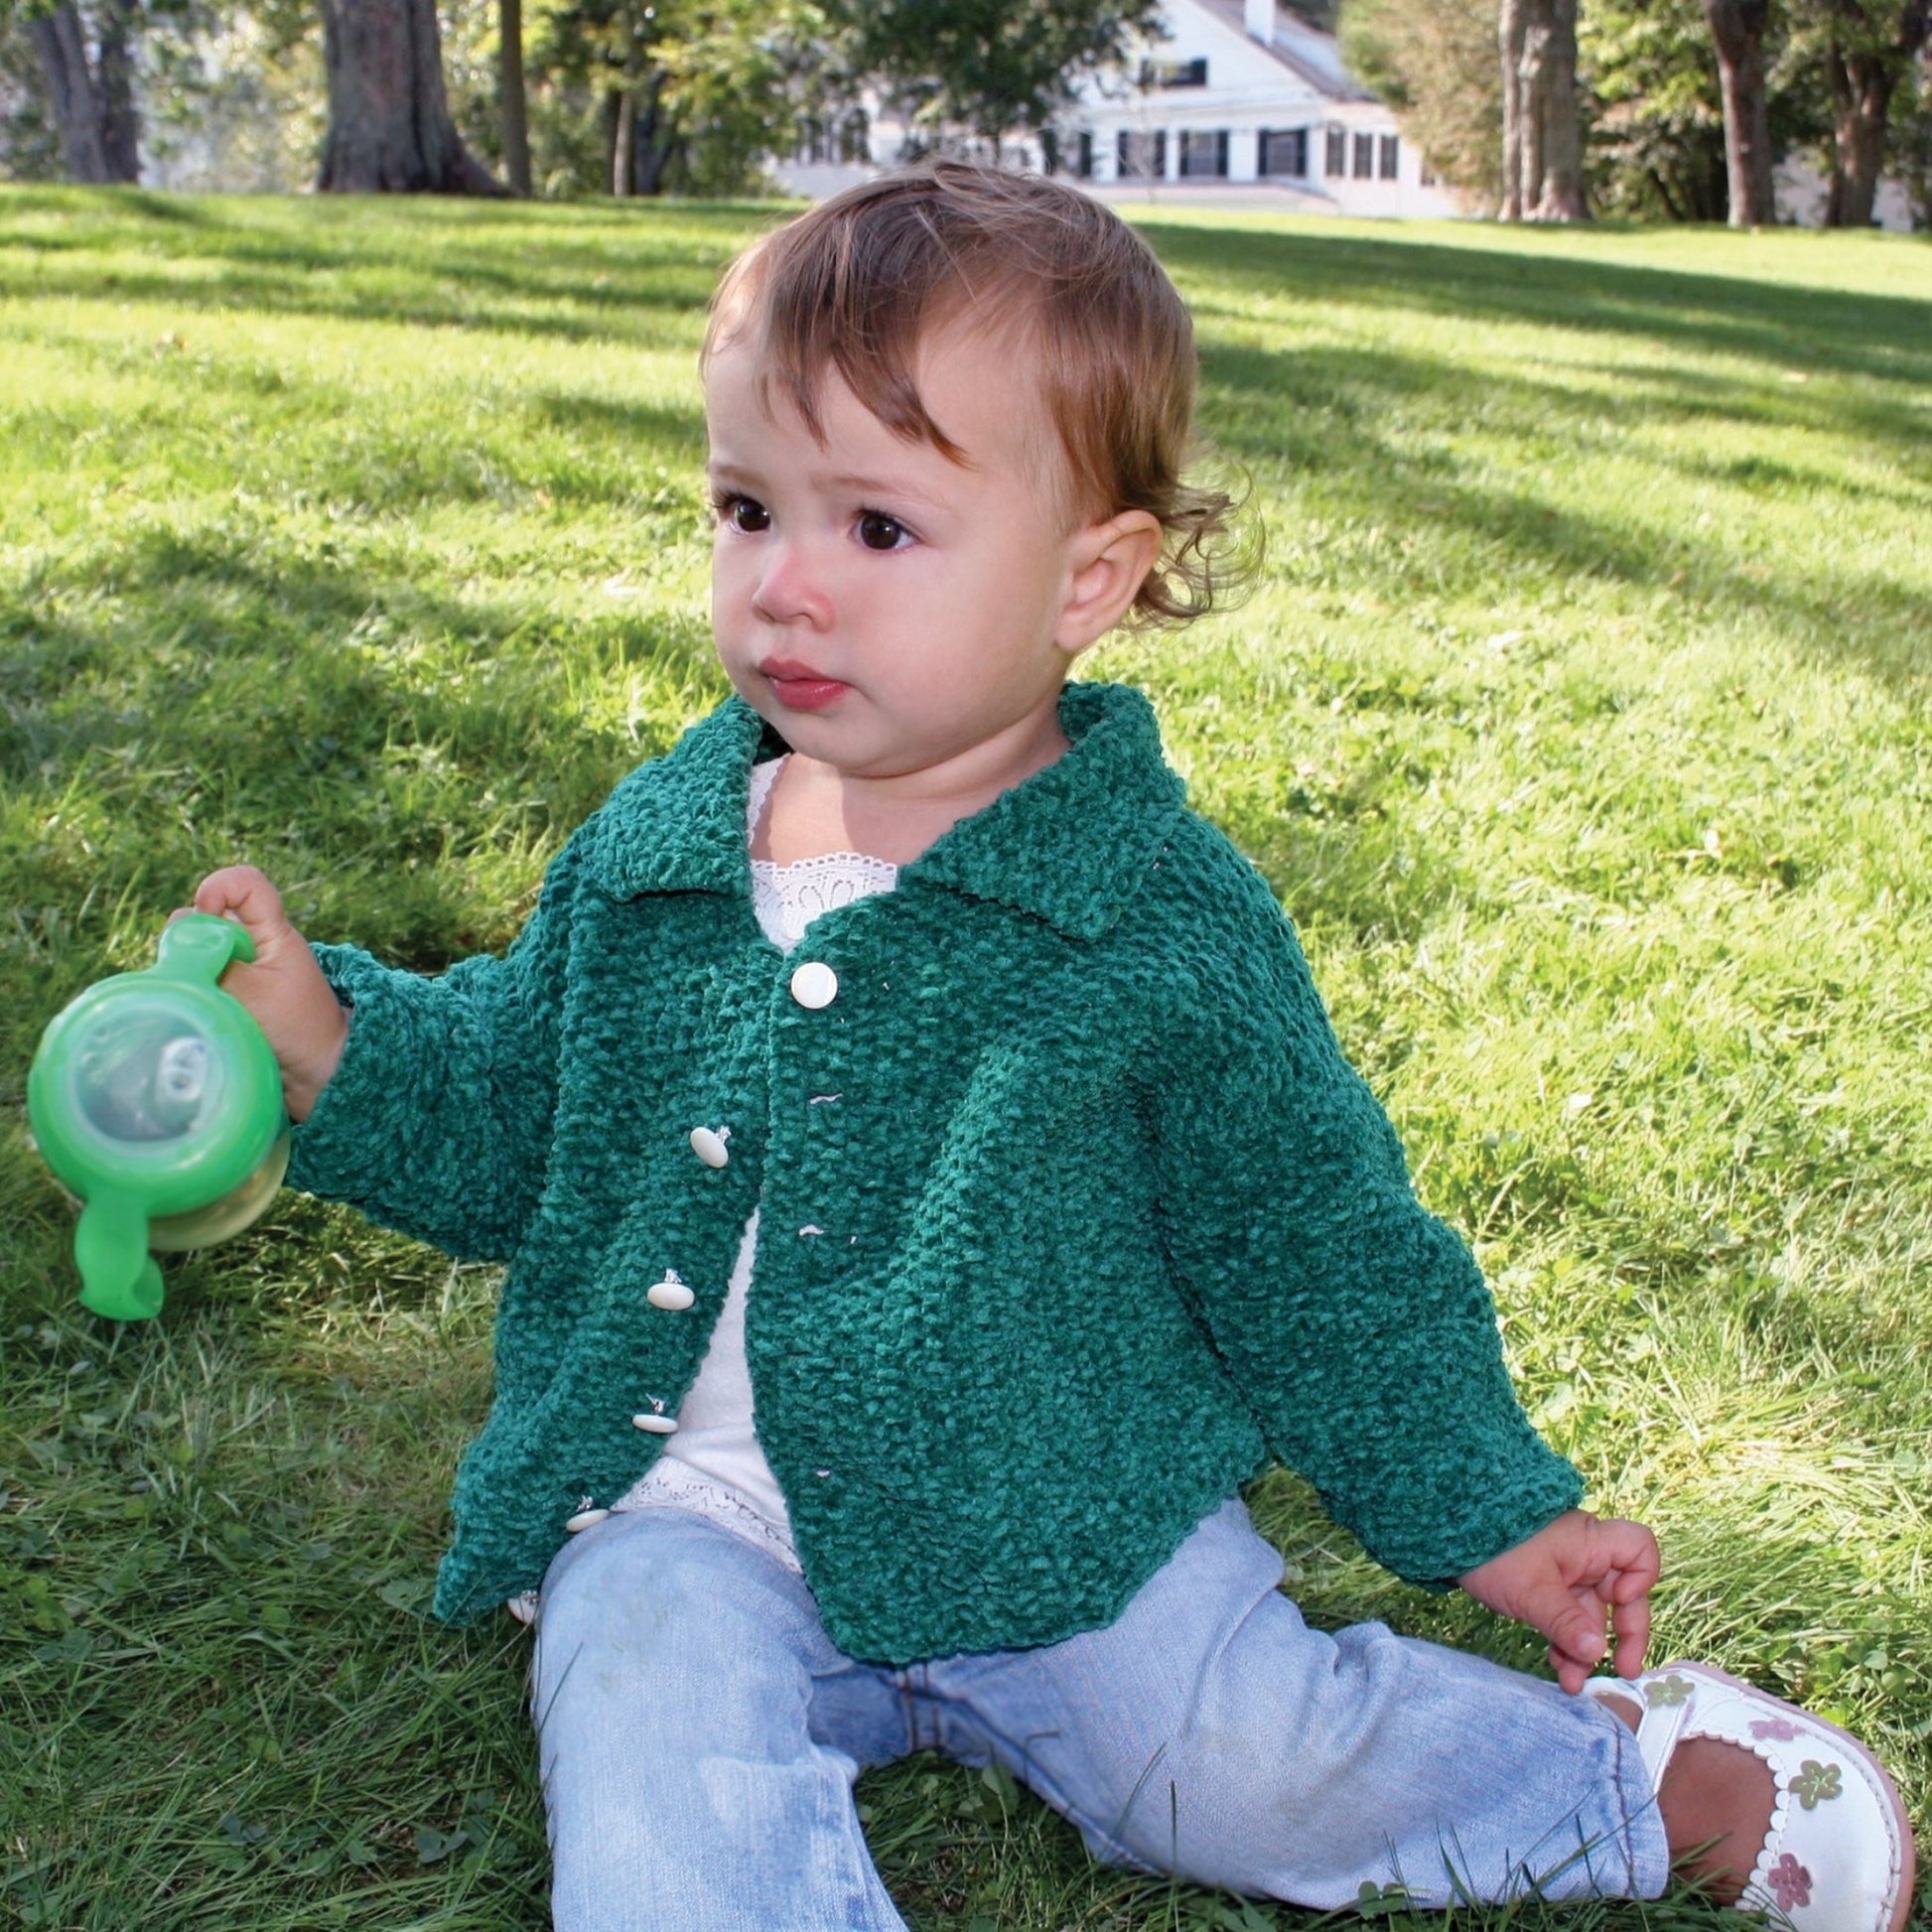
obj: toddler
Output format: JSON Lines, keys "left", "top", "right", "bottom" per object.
{"left": 194, "top": 164, "right": 1914, "bottom": 1930}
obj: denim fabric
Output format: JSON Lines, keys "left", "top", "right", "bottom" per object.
{"left": 531, "top": 1500, "right": 1669, "bottom": 1932}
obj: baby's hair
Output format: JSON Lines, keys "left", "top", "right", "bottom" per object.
{"left": 703, "top": 161, "right": 1255, "bottom": 626}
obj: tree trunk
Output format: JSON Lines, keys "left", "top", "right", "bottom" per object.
{"left": 1700, "top": 0, "right": 1775, "bottom": 225}
{"left": 1822, "top": 0, "right": 1932, "bottom": 226}
{"left": 29, "top": 0, "right": 139, "bottom": 184}
{"left": 1824, "top": 48, "right": 1891, "bottom": 224}
{"left": 612, "top": 86, "right": 636, "bottom": 195}
{"left": 498, "top": 0, "right": 531, "bottom": 195}
{"left": 317, "top": 0, "right": 508, "bottom": 193}
{"left": 1498, "top": 0, "right": 1587, "bottom": 220}
{"left": 630, "top": 75, "right": 667, "bottom": 195}
{"left": 95, "top": 0, "right": 140, "bottom": 181}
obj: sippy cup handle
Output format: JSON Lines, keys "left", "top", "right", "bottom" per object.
{"left": 157, "top": 911, "right": 258, "bottom": 979}
{"left": 74, "top": 1192, "right": 166, "bottom": 1321}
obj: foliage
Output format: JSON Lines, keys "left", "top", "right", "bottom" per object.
{"left": 0, "top": 6, "right": 63, "bottom": 179}
{"left": 2, "top": 190, "right": 1930, "bottom": 1928}
{"left": 1892, "top": 49, "right": 1932, "bottom": 222}
{"left": 1336, "top": 0, "right": 1501, "bottom": 207}
{"left": 1580, "top": 0, "right": 1727, "bottom": 221}
{"left": 473, "top": 0, "right": 828, "bottom": 198}
{"left": 828, "top": 0, "right": 1165, "bottom": 151}
{"left": 137, "top": 4, "right": 324, "bottom": 190}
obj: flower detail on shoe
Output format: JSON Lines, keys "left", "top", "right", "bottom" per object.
{"left": 1767, "top": 1853, "right": 1813, "bottom": 1910}
{"left": 1644, "top": 1672, "right": 1695, "bottom": 1708}
{"left": 1752, "top": 1716, "right": 1804, "bottom": 1742}
{"left": 1791, "top": 1760, "right": 1844, "bottom": 1810}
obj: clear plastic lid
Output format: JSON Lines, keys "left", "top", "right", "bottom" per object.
{"left": 69, "top": 1000, "right": 229, "bottom": 1147}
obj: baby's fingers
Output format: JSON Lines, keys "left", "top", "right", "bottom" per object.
{"left": 194, "top": 865, "right": 288, "bottom": 929}
{"left": 1607, "top": 1570, "right": 1652, "bottom": 1679}
{"left": 190, "top": 867, "right": 305, "bottom": 966}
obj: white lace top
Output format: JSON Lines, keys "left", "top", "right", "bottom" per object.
{"left": 612, "top": 758, "right": 897, "bottom": 1572}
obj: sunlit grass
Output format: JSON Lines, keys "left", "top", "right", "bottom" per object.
{"left": 2, "top": 189, "right": 1928, "bottom": 1929}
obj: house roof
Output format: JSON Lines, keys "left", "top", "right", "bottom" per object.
{"left": 1191, "top": 0, "right": 1376, "bottom": 100}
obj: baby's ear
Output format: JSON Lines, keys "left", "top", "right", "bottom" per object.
{"left": 1054, "top": 511, "right": 1165, "bottom": 655}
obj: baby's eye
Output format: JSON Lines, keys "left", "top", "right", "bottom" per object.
{"left": 857, "top": 510, "right": 909, "bottom": 552}
{"left": 714, "top": 493, "right": 770, "bottom": 534}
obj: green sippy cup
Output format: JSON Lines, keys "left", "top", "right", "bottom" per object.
{"left": 26, "top": 913, "right": 290, "bottom": 1321}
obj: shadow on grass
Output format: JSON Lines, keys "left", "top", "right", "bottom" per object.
{"left": 0, "top": 192, "right": 759, "bottom": 347}
{"left": 0, "top": 521, "right": 722, "bottom": 1018}
{"left": 1147, "top": 220, "right": 1932, "bottom": 392}
{"left": 1197, "top": 336, "right": 1931, "bottom": 690}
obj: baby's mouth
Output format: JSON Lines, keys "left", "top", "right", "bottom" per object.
{"left": 759, "top": 658, "right": 850, "bottom": 712}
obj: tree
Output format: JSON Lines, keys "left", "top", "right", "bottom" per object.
{"left": 1891, "top": 42, "right": 1932, "bottom": 222}
{"left": 316, "top": 0, "right": 507, "bottom": 190}
{"left": 830, "top": 0, "right": 1163, "bottom": 153}
{"left": 22, "top": 0, "right": 140, "bottom": 180}
{"left": 1499, "top": 0, "right": 1587, "bottom": 217}
{"left": 1339, "top": 0, "right": 1503, "bottom": 207}
{"left": 1701, "top": 0, "right": 1776, "bottom": 220}
{"left": 515, "top": 0, "right": 825, "bottom": 196}
{"left": 1787, "top": 0, "right": 1931, "bottom": 221}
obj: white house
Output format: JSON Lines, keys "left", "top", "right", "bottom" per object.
{"left": 1054, "top": 0, "right": 1461, "bottom": 216}
{"left": 781, "top": 0, "right": 1463, "bottom": 219}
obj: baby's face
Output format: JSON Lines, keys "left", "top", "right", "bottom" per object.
{"left": 703, "top": 322, "right": 1093, "bottom": 785}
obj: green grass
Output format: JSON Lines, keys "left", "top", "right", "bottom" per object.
{"left": 1, "top": 188, "right": 1928, "bottom": 1931}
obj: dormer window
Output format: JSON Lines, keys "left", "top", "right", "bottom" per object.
{"left": 1143, "top": 57, "right": 1208, "bottom": 87}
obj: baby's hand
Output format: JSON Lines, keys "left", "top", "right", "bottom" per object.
{"left": 1458, "top": 1509, "right": 1659, "bottom": 1694}
{"left": 185, "top": 867, "right": 348, "bottom": 1122}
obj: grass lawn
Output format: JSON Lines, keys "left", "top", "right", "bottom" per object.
{"left": 1, "top": 188, "right": 1928, "bottom": 1931}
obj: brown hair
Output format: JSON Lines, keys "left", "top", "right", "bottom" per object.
{"left": 702, "top": 162, "right": 1254, "bottom": 627}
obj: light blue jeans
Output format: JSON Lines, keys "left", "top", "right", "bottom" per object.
{"left": 530, "top": 1500, "right": 1668, "bottom": 1931}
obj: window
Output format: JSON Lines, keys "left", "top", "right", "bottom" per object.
{"left": 1420, "top": 157, "right": 1437, "bottom": 187}
{"left": 1142, "top": 57, "right": 1208, "bottom": 88}
{"left": 1260, "top": 128, "right": 1309, "bottom": 178}
{"left": 1178, "top": 130, "right": 1229, "bottom": 178}
{"left": 1077, "top": 131, "right": 1094, "bottom": 180}
{"left": 1352, "top": 131, "right": 1374, "bottom": 179}
{"left": 1324, "top": 125, "right": 1346, "bottom": 177}
{"left": 1117, "top": 129, "right": 1167, "bottom": 180}
{"left": 1379, "top": 133, "right": 1399, "bottom": 180}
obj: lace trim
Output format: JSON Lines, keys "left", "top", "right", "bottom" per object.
{"left": 747, "top": 758, "right": 897, "bottom": 949}
{"left": 616, "top": 1462, "right": 806, "bottom": 1575}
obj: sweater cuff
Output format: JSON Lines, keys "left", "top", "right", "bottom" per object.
{"left": 1354, "top": 1446, "right": 1586, "bottom": 1592}
{"left": 285, "top": 942, "right": 424, "bottom": 1204}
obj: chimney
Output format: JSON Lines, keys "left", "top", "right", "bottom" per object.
{"left": 1244, "top": 0, "right": 1273, "bottom": 43}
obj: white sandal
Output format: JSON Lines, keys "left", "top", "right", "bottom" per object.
{"left": 1583, "top": 1661, "right": 1915, "bottom": 1930}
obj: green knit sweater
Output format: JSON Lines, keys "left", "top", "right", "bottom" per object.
{"left": 288, "top": 680, "right": 1581, "bottom": 1663}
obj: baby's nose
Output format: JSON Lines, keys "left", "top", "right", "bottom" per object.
{"left": 752, "top": 540, "right": 832, "bottom": 627}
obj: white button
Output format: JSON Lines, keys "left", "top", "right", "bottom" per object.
{"left": 647, "top": 1271, "right": 695, "bottom": 1311}
{"left": 631, "top": 1413, "right": 678, "bottom": 1435}
{"left": 564, "top": 1508, "right": 610, "bottom": 1532}
{"left": 789, "top": 961, "right": 839, "bottom": 1009}
{"left": 689, "top": 1126, "right": 729, "bottom": 1169}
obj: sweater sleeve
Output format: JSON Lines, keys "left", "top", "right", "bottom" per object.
{"left": 1150, "top": 863, "right": 1582, "bottom": 1588}
{"left": 283, "top": 836, "right": 584, "bottom": 1263}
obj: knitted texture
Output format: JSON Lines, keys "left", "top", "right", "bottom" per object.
{"left": 288, "top": 682, "right": 1582, "bottom": 1665}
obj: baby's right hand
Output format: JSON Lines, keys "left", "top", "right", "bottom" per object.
{"left": 186, "top": 867, "right": 348, "bottom": 1123}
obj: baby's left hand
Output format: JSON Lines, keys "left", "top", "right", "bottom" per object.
{"left": 1458, "top": 1509, "right": 1660, "bottom": 1694}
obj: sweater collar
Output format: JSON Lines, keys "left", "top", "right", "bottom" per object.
{"left": 581, "top": 681, "right": 1186, "bottom": 941}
